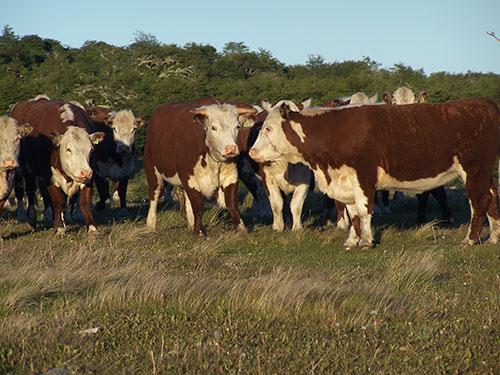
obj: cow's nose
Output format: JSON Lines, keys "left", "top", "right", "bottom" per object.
{"left": 249, "top": 148, "right": 259, "bottom": 160}
{"left": 223, "top": 144, "right": 239, "bottom": 157}
{"left": 2, "top": 159, "right": 17, "bottom": 169}
{"left": 80, "top": 169, "right": 93, "bottom": 179}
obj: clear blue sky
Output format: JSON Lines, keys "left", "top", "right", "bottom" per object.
{"left": 2, "top": 0, "right": 499, "bottom": 74}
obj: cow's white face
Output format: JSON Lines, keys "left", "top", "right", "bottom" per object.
{"left": 108, "top": 110, "right": 144, "bottom": 154}
{"left": 250, "top": 106, "right": 300, "bottom": 163}
{"left": 193, "top": 104, "right": 256, "bottom": 161}
{"left": 391, "top": 87, "right": 416, "bottom": 105}
{"left": 52, "top": 126, "right": 105, "bottom": 184}
{"left": 0, "top": 116, "right": 32, "bottom": 171}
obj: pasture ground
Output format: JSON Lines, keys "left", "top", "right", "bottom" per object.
{"left": 0, "top": 168, "right": 499, "bottom": 374}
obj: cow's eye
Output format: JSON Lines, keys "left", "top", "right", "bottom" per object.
{"left": 264, "top": 127, "right": 271, "bottom": 133}
{"left": 66, "top": 148, "right": 72, "bottom": 153}
{"left": 113, "top": 128, "right": 118, "bottom": 133}
{"left": 236, "top": 123, "right": 242, "bottom": 129}
{"left": 211, "top": 126, "right": 217, "bottom": 131}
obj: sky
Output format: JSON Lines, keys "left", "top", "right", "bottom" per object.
{"left": 1, "top": 0, "right": 499, "bottom": 74}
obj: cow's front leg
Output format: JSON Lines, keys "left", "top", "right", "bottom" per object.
{"left": 290, "top": 184, "right": 308, "bottom": 231}
{"left": 116, "top": 176, "right": 130, "bottom": 215}
{"left": 79, "top": 185, "right": 97, "bottom": 234}
{"left": 46, "top": 184, "right": 66, "bottom": 234}
{"left": 354, "top": 188, "right": 375, "bottom": 249}
{"left": 343, "top": 204, "right": 360, "bottom": 249}
{"left": 24, "top": 172, "right": 38, "bottom": 230}
{"left": 223, "top": 183, "right": 246, "bottom": 232}
{"left": 184, "top": 188, "right": 205, "bottom": 236}
{"left": 267, "top": 183, "right": 284, "bottom": 231}
{"left": 94, "top": 174, "right": 109, "bottom": 211}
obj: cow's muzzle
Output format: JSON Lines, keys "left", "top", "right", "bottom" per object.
{"left": 75, "top": 169, "right": 93, "bottom": 184}
{"left": 117, "top": 144, "right": 132, "bottom": 155}
{"left": 222, "top": 144, "right": 239, "bottom": 158}
{"left": 248, "top": 148, "right": 260, "bottom": 161}
{"left": 1, "top": 159, "right": 17, "bottom": 170}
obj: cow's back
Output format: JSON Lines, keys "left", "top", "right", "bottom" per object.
{"left": 145, "top": 103, "right": 208, "bottom": 180}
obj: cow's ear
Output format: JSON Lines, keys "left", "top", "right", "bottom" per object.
{"left": 49, "top": 131, "right": 62, "bottom": 147}
{"left": 300, "top": 98, "right": 313, "bottom": 110}
{"left": 86, "top": 107, "right": 98, "bottom": 120}
{"left": 253, "top": 104, "right": 264, "bottom": 114}
{"left": 90, "top": 131, "right": 106, "bottom": 145}
{"left": 417, "top": 91, "right": 429, "bottom": 103}
{"left": 382, "top": 92, "right": 392, "bottom": 105}
{"left": 261, "top": 100, "right": 272, "bottom": 113}
{"left": 370, "top": 93, "right": 379, "bottom": 104}
{"left": 279, "top": 103, "right": 291, "bottom": 119}
{"left": 135, "top": 116, "right": 148, "bottom": 128}
{"left": 19, "top": 123, "right": 33, "bottom": 138}
{"left": 192, "top": 107, "right": 209, "bottom": 128}
{"left": 236, "top": 107, "right": 257, "bottom": 118}
{"left": 105, "top": 111, "right": 116, "bottom": 127}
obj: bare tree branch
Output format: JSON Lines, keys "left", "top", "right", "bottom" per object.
{"left": 486, "top": 31, "right": 500, "bottom": 42}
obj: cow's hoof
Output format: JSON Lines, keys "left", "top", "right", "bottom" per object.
{"left": 461, "top": 238, "right": 477, "bottom": 246}
{"left": 291, "top": 225, "right": 303, "bottom": 232}
{"left": 87, "top": 226, "right": 99, "bottom": 239}
{"left": 272, "top": 224, "right": 285, "bottom": 232}
{"left": 343, "top": 239, "right": 358, "bottom": 250}
{"left": 55, "top": 227, "right": 66, "bottom": 236}
{"left": 237, "top": 222, "right": 248, "bottom": 233}
{"left": 358, "top": 240, "right": 373, "bottom": 250}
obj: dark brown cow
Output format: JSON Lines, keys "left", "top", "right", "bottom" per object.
{"left": 86, "top": 106, "right": 145, "bottom": 212}
{"left": 250, "top": 98, "right": 500, "bottom": 248}
{"left": 11, "top": 97, "right": 105, "bottom": 233}
{"left": 144, "top": 100, "right": 256, "bottom": 235}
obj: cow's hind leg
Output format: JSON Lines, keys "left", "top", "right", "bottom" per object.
{"left": 146, "top": 168, "right": 164, "bottom": 232}
{"left": 486, "top": 185, "right": 500, "bottom": 244}
{"left": 463, "top": 176, "right": 492, "bottom": 245}
{"left": 432, "top": 187, "right": 453, "bottom": 225}
{"left": 290, "top": 184, "right": 308, "bottom": 231}
{"left": 25, "top": 172, "right": 37, "bottom": 230}
{"left": 94, "top": 175, "right": 110, "bottom": 211}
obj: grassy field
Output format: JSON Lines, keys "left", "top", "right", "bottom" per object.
{"left": 0, "top": 168, "right": 499, "bottom": 374}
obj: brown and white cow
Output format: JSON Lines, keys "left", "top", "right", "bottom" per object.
{"left": 238, "top": 99, "right": 314, "bottom": 231}
{"left": 144, "top": 100, "right": 256, "bottom": 235}
{"left": 86, "top": 106, "right": 145, "bottom": 212}
{"left": 381, "top": 87, "right": 453, "bottom": 225}
{"left": 11, "top": 97, "right": 105, "bottom": 234}
{"left": 249, "top": 98, "right": 500, "bottom": 248}
{"left": 0, "top": 116, "right": 32, "bottom": 217}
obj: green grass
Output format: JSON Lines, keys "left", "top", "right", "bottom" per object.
{"left": 0, "top": 172, "right": 498, "bottom": 374}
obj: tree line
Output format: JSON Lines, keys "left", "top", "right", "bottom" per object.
{"left": 1, "top": 26, "right": 499, "bottom": 152}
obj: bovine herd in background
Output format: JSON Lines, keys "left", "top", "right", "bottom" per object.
{"left": 1, "top": 86, "right": 499, "bottom": 249}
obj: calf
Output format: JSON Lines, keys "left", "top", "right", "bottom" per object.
{"left": 144, "top": 101, "right": 256, "bottom": 235}
{"left": 86, "top": 106, "right": 145, "bottom": 212}
{"left": 238, "top": 99, "right": 314, "bottom": 231}
{"left": 11, "top": 98, "right": 105, "bottom": 233}
{"left": 249, "top": 99, "right": 500, "bottom": 248}
{"left": 0, "top": 116, "right": 32, "bottom": 217}
{"left": 382, "top": 87, "right": 453, "bottom": 225}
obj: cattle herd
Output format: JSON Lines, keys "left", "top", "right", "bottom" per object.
{"left": 1, "top": 87, "right": 499, "bottom": 249}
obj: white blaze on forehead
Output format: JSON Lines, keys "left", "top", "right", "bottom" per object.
{"left": 59, "top": 104, "right": 75, "bottom": 122}
{"left": 392, "top": 87, "right": 416, "bottom": 104}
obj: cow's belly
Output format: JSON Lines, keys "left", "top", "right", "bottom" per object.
{"left": 97, "top": 157, "right": 135, "bottom": 181}
{"left": 376, "top": 157, "right": 463, "bottom": 193}
{"left": 312, "top": 165, "right": 356, "bottom": 204}
{"left": 264, "top": 161, "right": 310, "bottom": 194}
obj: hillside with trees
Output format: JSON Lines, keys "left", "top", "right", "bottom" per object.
{"left": 1, "top": 25, "right": 499, "bottom": 151}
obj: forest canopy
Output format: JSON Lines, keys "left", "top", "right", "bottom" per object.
{"left": 2, "top": 25, "right": 499, "bottom": 117}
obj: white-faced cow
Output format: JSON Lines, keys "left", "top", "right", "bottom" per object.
{"left": 249, "top": 98, "right": 500, "bottom": 248}
{"left": 86, "top": 106, "right": 145, "bottom": 213}
{"left": 238, "top": 99, "right": 314, "bottom": 231}
{"left": 324, "top": 92, "right": 378, "bottom": 108}
{"left": 0, "top": 116, "right": 32, "bottom": 217}
{"left": 382, "top": 87, "right": 453, "bottom": 225}
{"left": 11, "top": 97, "right": 105, "bottom": 234}
{"left": 144, "top": 100, "right": 256, "bottom": 235}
